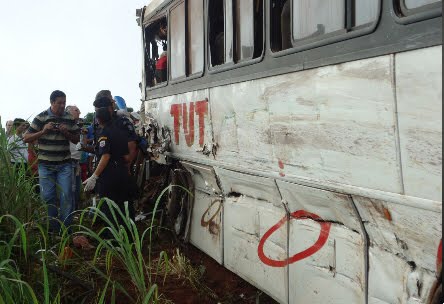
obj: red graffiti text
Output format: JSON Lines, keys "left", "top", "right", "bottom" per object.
{"left": 258, "top": 210, "right": 331, "bottom": 268}
{"left": 170, "top": 100, "right": 208, "bottom": 147}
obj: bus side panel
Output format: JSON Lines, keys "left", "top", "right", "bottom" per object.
{"left": 218, "top": 169, "right": 288, "bottom": 304}
{"left": 189, "top": 190, "right": 224, "bottom": 263}
{"left": 396, "top": 46, "right": 442, "bottom": 202}
{"left": 277, "top": 182, "right": 366, "bottom": 304}
{"left": 354, "top": 196, "right": 442, "bottom": 304}
{"left": 209, "top": 55, "right": 402, "bottom": 194}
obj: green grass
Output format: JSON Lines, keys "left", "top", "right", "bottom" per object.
{"left": 0, "top": 119, "right": 215, "bottom": 304}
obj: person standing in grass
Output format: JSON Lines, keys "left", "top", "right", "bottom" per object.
{"left": 66, "top": 105, "right": 83, "bottom": 211}
{"left": 7, "top": 118, "right": 29, "bottom": 169}
{"left": 24, "top": 90, "right": 80, "bottom": 233}
{"left": 83, "top": 107, "right": 134, "bottom": 232}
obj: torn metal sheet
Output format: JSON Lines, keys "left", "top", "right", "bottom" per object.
{"left": 354, "top": 195, "right": 442, "bottom": 303}
{"left": 214, "top": 167, "right": 282, "bottom": 206}
{"left": 181, "top": 161, "right": 221, "bottom": 195}
{"left": 368, "top": 246, "right": 437, "bottom": 304}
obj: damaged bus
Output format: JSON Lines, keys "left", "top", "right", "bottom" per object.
{"left": 136, "top": 0, "right": 442, "bottom": 303}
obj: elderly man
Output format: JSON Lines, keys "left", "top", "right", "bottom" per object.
{"left": 8, "top": 118, "right": 29, "bottom": 168}
{"left": 66, "top": 105, "right": 82, "bottom": 210}
{"left": 5, "top": 120, "right": 13, "bottom": 137}
{"left": 24, "top": 90, "right": 80, "bottom": 233}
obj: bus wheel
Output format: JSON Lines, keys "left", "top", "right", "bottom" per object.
{"left": 166, "top": 168, "right": 192, "bottom": 239}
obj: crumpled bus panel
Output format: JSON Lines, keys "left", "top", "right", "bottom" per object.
{"left": 354, "top": 196, "right": 442, "bottom": 304}
{"left": 224, "top": 195, "right": 288, "bottom": 304}
{"left": 217, "top": 168, "right": 288, "bottom": 303}
{"left": 277, "top": 181, "right": 366, "bottom": 304}
{"left": 189, "top": 190, "right": 223, "bottom": 264}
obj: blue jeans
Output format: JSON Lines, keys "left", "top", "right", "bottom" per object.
{"left": 38, "top": 162, "right": 73, "bottom": 232}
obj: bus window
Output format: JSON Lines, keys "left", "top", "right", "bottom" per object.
{"left": 234, "top": 0, "right": 258, "bottom": 61}
{"left": 209, "top": 0, "right": 225, "bottom": 66}
{"left": 144, "top": 17, "right": 168, "bottom": 87}
{"left": 234, "top": 0, "right": 263, "bottom": 62}
{"left": 355, "top": 0, "right": 380, "bottom": 27}
{"left": 170, "top": 1, "right": 186, "bottom": 80}
{"left": 404, "top": 0, "right": 441, "bottom": 9}
{"left": 187, "top": 0, "right": 204, "bottom": 75}
{"left": 271, "top": 0, "right": 379, "bottom": 52}
{"left": 270, "top": 0, "right": 291, "bottom": 52}
{"left": 292, "top": 0, "right": 345, "bottom": 41}
{"left": 209, "top": 0, "right": 263, "bottom": 67}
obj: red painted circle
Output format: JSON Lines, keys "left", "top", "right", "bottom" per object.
{"left": 258, "top": 210, "right": 331, "bottom": 267}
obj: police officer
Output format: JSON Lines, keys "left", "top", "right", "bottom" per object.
{"left": 93, "top": 90, "right": 139, "bottom": 168}
{"left": 83, "top": 107, "right": 134, "bottom": 227}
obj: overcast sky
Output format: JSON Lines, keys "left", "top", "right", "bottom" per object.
{"left": 0, "top": 0, "right": 150, "bottom": 126}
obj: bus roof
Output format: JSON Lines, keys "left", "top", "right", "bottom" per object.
{"left": 143, "top": 0, "right": 169, "bottom": 23}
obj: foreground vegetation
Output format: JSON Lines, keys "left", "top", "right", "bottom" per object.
{"left": 0, "top": 122, "right": 190, "bottom": 304}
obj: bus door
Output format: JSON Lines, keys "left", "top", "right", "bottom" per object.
{"left": 276, "top": 181, "right": 368, "bottom": 304}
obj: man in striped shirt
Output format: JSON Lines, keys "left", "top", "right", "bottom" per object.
{"left": 24, "top": 90, "right": 80, "bottom": 233}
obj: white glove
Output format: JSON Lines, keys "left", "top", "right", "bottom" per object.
{"left": 83, "top": 174, "right": 98, "bottom": 192}
{"left": 76, "top": 142, "right": 83, "bottom": 151}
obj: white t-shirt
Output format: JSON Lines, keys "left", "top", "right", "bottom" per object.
{"left": 8, "top": 134, "right": 28, "bottom": 163}
{"left": 70, "top": 142, "right": 81, "bottom": 161}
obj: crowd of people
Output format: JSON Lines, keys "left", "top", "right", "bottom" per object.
{"left": 5, "top": 89, "right": 144, "bottom": 235}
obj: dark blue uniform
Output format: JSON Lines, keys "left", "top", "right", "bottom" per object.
{"left": 96, "top": 123, "right": 134, "bottom": 223}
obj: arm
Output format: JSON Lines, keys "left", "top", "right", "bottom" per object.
{"left": 60, "top": 126, "right": 80, "bottom": 144}
{"left": 92, "top": 154, "right": 110, "bottom": 178}
{"left": 23, "top": 123, "right": 53, "bottom": 143}
{"left": 127, "top": 141, "right": 138, "bottom": 164}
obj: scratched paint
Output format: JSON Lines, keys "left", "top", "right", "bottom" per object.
{"left": 143, "top": 47, "right": 442, "bottom": 304}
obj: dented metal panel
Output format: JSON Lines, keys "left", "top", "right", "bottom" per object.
{"left": 353, "top": 195, "right": 442, "bottom": 303}
{"left": 215, "top": 168, "right": 288, "bottom": 303}
{"left": 181, "top": 161, "right": 221, "bottom": 195}
{"left": 224, "top": 195, "right": 288, "bottom": 304}
{"left": 189, "top": 190, "right": 223, "bottom": 264}
{"left": 277, "top": 181, "right": 367, "bottom": 303}
{"left": 143, "top": 46, "right": 443, "bottom": 304}
{"left": 395, "top": 46, "right": 442, "bottom": 202}
{"left": 208, "top": 55, "right": 402, "bottom": 194}
{"left": 214, "top": 167, "right": 282, "bottom": 206}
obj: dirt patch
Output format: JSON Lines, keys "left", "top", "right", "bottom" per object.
{"left": 150, "top": 232, "right": 278, "bottom": 304}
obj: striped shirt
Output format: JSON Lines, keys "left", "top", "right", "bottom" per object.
{"left": 28, "top": 108, "right": 80, "bottom": 164}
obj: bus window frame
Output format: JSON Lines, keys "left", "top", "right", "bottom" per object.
{"left": 169, "top": 0, "right": 188, "bottom": 83}
{"left": 207, "top": 0, "right": 266, "bottom": 75}
{"left": 393, "top": 0, "right": 442, "bottom": 24}
{"left": 145, "top": 14, "right": 169, "bottom": 92}
{"left": 169, "top": 0, "right": 206, "bottom": 85}
{"left": 270, "top": 0, "right": 382, "bottom": 58}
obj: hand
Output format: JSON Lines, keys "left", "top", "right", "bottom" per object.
{"left": 83, "top": 174, "right": 98, "bottom": 192}
{"left": 76, "top": 142, "right": 83, "bottom": 151}
{"left": 42, "top": 123, "right": 55, "bottom": 134}
{"left": 58, "top": 124, "right": 69, "bottom": 135}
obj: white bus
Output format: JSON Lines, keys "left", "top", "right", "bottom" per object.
{"left": 137, "top": 0, "right": 442, "bottom": 303}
